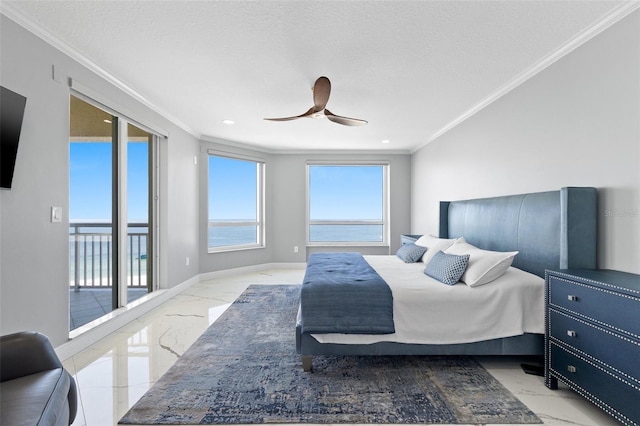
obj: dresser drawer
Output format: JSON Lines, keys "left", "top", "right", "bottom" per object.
{"left": 550, "top": 344, "right": 640, "bottom": 425}
{"left": 548, "top": 275, "right": 640, "bottom": 338}
{"left": 549, "top": 309, "right": 640, "bottom": 383}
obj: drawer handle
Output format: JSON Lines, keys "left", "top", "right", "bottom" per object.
{"left": 567, "top": 330, "right": 577, "bottom": 337}
{"left": 567, "top": 365, "right": 577, "bottom": 373}
{"left": 567, "top": 295, "right": 578, "bottom": 301}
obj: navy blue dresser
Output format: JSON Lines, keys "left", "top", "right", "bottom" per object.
{"left": 545, "top": 269, "right": 640, "bottom": 426}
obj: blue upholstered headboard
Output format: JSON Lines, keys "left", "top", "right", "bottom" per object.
{"left": 439, "top": 187, "right": 597, "bottom": 278}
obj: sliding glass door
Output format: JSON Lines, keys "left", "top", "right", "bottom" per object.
{"left": 126, "top": 123, "right": 153, "bottom": 303}
{"left": 69, "top": 95, "right": 157, "bottom": 330}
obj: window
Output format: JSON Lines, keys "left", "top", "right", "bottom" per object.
{"left": 307, "top": 163, "right": 388, "bottom": 244}
{"left": 208, "top": 153, "right": 265, "bottom": 251}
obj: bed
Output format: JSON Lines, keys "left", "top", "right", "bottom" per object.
{"left": 296, "top": 187, "right": 597, "bottom": 371}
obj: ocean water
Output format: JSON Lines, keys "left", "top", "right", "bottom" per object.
{"left": 69, "top": 229, "right": 147, "bottom": 287}
{"left": 309, "top": 224, "right": 383, "bottom": 242}
{"left": 208, "top": 224, "right": 383, "bottom": 246}
{"left": 209, "top": 225, "right": 257, "bottom": 247}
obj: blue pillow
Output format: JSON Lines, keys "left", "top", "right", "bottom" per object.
{"left": 424, "top": 250, "right": 470, "bottom": 285}
{"left": 396, "top": 243, "right": 428, "bottom": 263}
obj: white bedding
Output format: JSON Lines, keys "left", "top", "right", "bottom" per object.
{"left": 310, "top": 254, "right": 544, "bottom": 345}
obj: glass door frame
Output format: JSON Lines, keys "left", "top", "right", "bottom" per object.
{"left": 69, "top": 88, "right": 161, "bottom": 331}
{"left": 115, "top": 118, "right": 160, "bottom": 307}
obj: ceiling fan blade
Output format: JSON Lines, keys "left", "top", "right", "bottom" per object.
{"left": 264, "top": 116, "right": 302, "bottom": 122}
{"left": 324, "top": 109, "right": 368, "bottom": 126}
{"left": 312, "top": 76, "right": 331, "bottom": 110}
{"left": 264, "top": 106, "right": 316, "bottom": 122}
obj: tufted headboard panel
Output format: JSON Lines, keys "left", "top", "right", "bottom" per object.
{"left": 439, "top": 187, "right": 597, "bottom": 278}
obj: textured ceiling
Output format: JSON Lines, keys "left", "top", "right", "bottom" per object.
{"left": 2, "top": 1, "right": 635, "bottom": 152}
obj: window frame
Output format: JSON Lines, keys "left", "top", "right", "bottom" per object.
{"left": 306, "top": 161, "right": 389, "bottom": 246}
{"left": 207, "top": 151, "right": 266, "bottom": 253}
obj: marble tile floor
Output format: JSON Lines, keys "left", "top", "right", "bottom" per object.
{"left": 62, "top": 269, "right": 620, "bottom": 426}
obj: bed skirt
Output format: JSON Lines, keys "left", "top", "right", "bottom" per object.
{"left": 296, "top": 319, "right": 543, "bottom": 371}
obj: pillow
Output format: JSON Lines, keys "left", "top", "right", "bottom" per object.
{"left": 424, "top": 250, "right": 470, "bottom": 285}
{"left": 414, "top": 235, "right": 458, "bottom": 264}
{"left": 396, "top": 243, "right": 428, "bottom": 263}
{"left": 444, "top": 239, "right": 518, "bottom": 287}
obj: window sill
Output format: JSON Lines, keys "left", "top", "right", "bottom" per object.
{"left": 306, "top": 242, "right": 389, "bottom": 247}
{"left": 208, "top": 244, "right": 265, "bottom": 254}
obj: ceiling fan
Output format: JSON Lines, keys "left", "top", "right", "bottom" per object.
{"left": 264, "top": 76, "right": 367, "bottom": 126}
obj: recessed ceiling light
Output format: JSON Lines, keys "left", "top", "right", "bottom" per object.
{"left": 381, "top": 139, "right": 390, "bottom": 144}
{"left": 222, "top": 119, "right": 235, "bottom": 125}
{"left": 103, "top": 119, "right": 112, "bottom": 124}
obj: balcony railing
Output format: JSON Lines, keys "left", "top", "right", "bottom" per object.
{"left": 69, "top": 222, "right": 148, "bottom": 291}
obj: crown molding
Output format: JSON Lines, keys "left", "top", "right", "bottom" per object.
{"left": 412, "top": 1, "right": 640, "bottom": 154}
{"left": 200, "top": 135, "right": 279, "bottom": 154}
{"left": 1, "top": 3, "right": 200, "bottom": 140}
{"left": 200, "top": 135, "right": 411, "bottom": 156}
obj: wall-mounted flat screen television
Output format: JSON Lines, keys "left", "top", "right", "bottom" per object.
{"left": 1, "top": 86, "right": 27, "bottom": 189}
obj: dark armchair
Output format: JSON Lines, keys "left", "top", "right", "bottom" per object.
{"left": 0, "top": 331, "right": 77, "bottom": 426}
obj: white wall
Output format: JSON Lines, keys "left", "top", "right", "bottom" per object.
{"left": 163, "top": 133, "right": 201, "bottom": 288}
{"left": 198, "top": 139, "right": 412, "bottom": 273}
{"left": 411, "top": 11, "right": 640, "bottom": 274}
{"left": 0, "top": 15, "right": 201, "bottom": 346}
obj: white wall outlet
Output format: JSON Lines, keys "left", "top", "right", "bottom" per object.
{"left": 185, "top": 257, "right": 190, "bottom": 266}
{"left": 293, "top": 246, "right": 299, "bottom": 253}
{"left": 51, "top": 206, "right": 62, "bottom": 223}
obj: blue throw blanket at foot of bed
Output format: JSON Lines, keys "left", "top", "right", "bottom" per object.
{"left": 300, "top": 252, "right": 395, "bottom": 335}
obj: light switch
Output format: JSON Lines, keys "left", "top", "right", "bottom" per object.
{"left": 51, "top": 206, "right": 62, "bottom": 223}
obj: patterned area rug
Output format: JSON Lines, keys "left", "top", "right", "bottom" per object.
{"left": 120, "top": 285, "right": 541, "bottom": 424}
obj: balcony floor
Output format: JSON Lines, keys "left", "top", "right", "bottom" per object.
{"left": 70, "top": 288, "right": 148, "bottom": 330}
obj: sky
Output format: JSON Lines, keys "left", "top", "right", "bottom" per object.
{"left": 208, "top": 156, "right": 257, "bottom": 221}
{"left": 309, "top": 165, "right": 383, "bottom": 221}
{"left": 69, "top": 142, "right": 149, "bottom": 222}
{"left": 208, "top": 159, "right": 383, "bottom": 221}
{"left": 71, "top": 147, "right": 383, "bottom": 223}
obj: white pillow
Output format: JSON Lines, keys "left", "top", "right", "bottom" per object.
{"left": 414, "top": 235, "right": 458, "bottom": 264}
{"left": 444, "top": 238, "right": 518, "bottom": 287}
